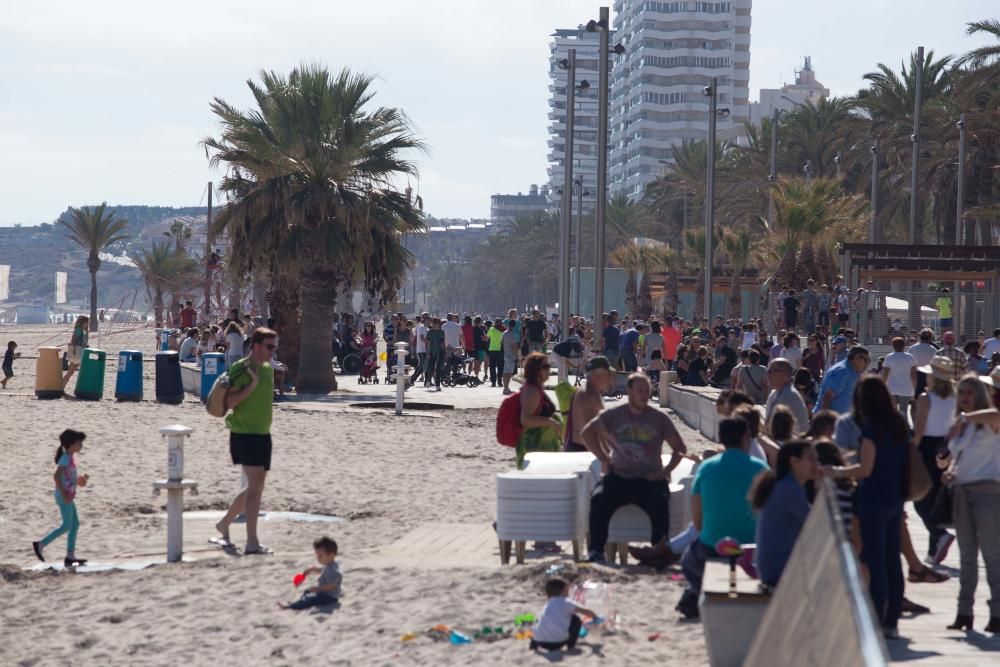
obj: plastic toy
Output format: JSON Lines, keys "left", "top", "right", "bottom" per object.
{"left": 292, "top": 572, "right": 306, "bottom": 588}
{"left": 449, "top": 630, "right": 472, "bottom": 645}
{"left": 648, "top": 632, "right": 661, "bottom": 642}
{"left": 714, "top": 537, "right": 745, "bottom": 598}
{"left": 514, "top": 613, "right": 536, "bottom": 626}
{"left": 401, "top": 632, "right": 417, "bottom": 641}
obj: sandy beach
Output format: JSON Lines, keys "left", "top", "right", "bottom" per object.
{"left": 0, "top": 325, "right": 714, "bottom": 666}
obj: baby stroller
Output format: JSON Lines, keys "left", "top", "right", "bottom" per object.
{"left": 358, "top": 348, "right": 379, "bottom": 384}
{"left": 441, "top": 348, "right": 481, "bottom": 387}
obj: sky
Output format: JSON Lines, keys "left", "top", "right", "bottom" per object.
{"left": 0, "top": 0, "right": 996, "bottom": 226}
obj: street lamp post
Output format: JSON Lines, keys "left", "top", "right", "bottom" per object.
{"left": 956, "top": 113, "right": 966, "bottom": 244}
{"left": 703, "top": 77, "right": 718, "bottom": 322}
{"left": 870, "top": 137, "right": 879, "bottom": 243}
{"left": 575, "top": 178, "right": 587, "bottom": 315}
{"left": 588, "top": 7, "right": 610, "bottom": 326}
{"left": 910, "top": 46, "right": 924, "bottom": 243}
{"left": 559, "top": 50, "right": 576, "bottom": 327}
{"left": 768, "top": 108, "right": 778, "bottom": 223}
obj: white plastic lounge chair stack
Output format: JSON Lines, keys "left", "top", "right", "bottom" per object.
{"left": 496, "top": 472, "right": 584, "bottom": 564}
{"left": 604, "top": 456, "right": 696, "bottom": 564}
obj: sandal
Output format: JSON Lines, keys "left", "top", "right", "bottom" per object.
{"left": 908, "top": 566, "right": 949, "bottom": 583}
{"left": 243, "top": 545, "right": 273, "bottom": 556}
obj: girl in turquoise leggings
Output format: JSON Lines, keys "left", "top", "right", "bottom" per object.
{"left": 33, "top": 429, "right": 89, "bottom": 567}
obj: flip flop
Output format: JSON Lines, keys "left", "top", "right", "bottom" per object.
{"left": 208, "top": 537, "right": 235, "bottom": 548}
{"left": 243, "top": 545, "right": 273, "bottom": 555}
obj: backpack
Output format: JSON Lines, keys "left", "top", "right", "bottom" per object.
{"left": 496, "top": 391, "right": 523, "bottom": 447}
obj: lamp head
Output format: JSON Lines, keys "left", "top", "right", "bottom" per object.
{"left": 612, "top": 42, "right": 625, "bottom": 55}
{"left": 702, "top": 85, "right": 714, "bottom": 97}
{"left": 558, "top": 58, "right": 569, "bottom": 70}
{"left": 585, "top": 19, "right": 598, "bottom": 32}
{"left": 578, "top": 80, "right": 591, "bottom": 91}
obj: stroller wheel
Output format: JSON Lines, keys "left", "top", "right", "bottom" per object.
{"left": 342, "top": 354, "right": 362, "bottom": 374}
{"left": 467, "top": 377, "right": 482, "bottom": 387}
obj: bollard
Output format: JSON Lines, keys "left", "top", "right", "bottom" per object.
{"left": 35, "top": 346, "right": 64, "bottom": 399}
{"left": 152, "top": 424, "right": 198, "bottom": 562}
{"left": 394, "top": 342, "right": 410, "bottom": 415}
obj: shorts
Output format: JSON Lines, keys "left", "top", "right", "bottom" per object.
{"left": 477, "top": 350, "right": 486, "bottom": 361}
{"left": 229, "top": 432, "right": 273, "bottom": 470}
{"left": 67, "top": 347, "right": 83, "bottom": 366}
{"left": 503, "top": 358, "right": 517, "bottom": 375}
{"left": 837, "top": 313, "right": 849, "bottom": 323}
{"left": 271, "top": 360, "right": 287, "bottom": 372}
{"left": 2, "top": 365, "right": 12, "bottom": 378}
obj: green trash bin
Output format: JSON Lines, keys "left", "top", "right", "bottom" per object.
{"left": 74, "top": 348, "right": 107, "bottom": 400}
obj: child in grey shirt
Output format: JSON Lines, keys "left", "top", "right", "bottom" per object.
{"left": 280, "top": 536, "right": 342, "bottom": 610}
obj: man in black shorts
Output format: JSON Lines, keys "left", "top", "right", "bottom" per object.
{"left": 216, "top": 327, "right": 277, "bottom": 554}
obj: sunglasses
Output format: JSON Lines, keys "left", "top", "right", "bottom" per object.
{"left": 264, "top": 344, "right": 277, "bottom": 350}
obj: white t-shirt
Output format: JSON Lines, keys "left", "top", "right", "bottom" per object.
{"left": 415, "top": 324, "right": 428, "bottom": 353}
{"left": 982, "top": 337, "right": 1000, "bottom": 360}
{"left": 907, "top": 342, "right": 937, "bottom": 367}
{"left": 837, "top": 293, "right": 850, "bottom": 314}
{"left": 883, "top": 351, "right": 916, "bottom": 397}
{"left": 533, "top": 596, "right": 581, "bottom": 643}
{"left": 442, "top": 320, "right": 462, "bottom": 348}
{"left": 741, "top": 331, "right": 757, "bottom": 351}
{"left": 782, "top": 346, "right": 802, "bottom": 369}
{"left": 225, "top": 332, "right": 244, "bottom": 358}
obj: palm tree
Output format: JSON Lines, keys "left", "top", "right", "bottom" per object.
{"left": 958, "top": 19, "right": 1000, "bottom": 77}
{"left": 720, "top": 224, "right": 767, "bottom": 319}
{"left": 163, "top": 220, "right": 192, "bottom": 253}
{"left": 132, "top": 242, "right": 198, "bottom": 326}
{"left": 204, "top": 65, "right": 425, "bottom": 393}
{"left": 764, "top": 177, "right": 867, "bottom": 255}
{"left": 60, "top": 203, "right": 129, "bottom": 331}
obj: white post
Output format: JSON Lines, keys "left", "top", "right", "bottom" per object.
{"left": 394, "top": 342, "right": 410, "bottom": 415}
{"left": 153, "top": 424, "right": 197, "bottom": 563}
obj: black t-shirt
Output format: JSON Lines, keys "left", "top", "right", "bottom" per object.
{"left": 2, "top": 348, "right": 13, "bottom": 368}
{"left": 472, "top": 325, "right": 487, "bottom": 351}
{"left": 712, "top": 345, "right": 737, "bottom": 383}
{"left": 525, "top": 319, "right": 547, "bottom": 343}
{"left": 784, "top": 296, "right": 799, "bottom": 315}
{"left": 686, "top": 357, "right": 709, "bottom": 386}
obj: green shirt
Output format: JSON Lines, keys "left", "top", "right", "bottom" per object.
{"left": 487, "top": 327, "right": 504, "bottom": 352}
{"left": 936, "top": 297, "right": 952, "bottom": 319}
{"left": 692, "top": 449, "right": 769, "bottom": 548}
{"left": 426, "top": 329, "right": 445, "bottom": 355}
{"left": 225, "top": 359, "right": 274, "bottom": 434}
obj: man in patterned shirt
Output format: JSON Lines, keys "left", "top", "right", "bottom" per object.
{"left": 934, "top": 331, "right": 967, "bottom": 380}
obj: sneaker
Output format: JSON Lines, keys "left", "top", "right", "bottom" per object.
{"left": 503, "top": 389, "right": 513, "bottom": 395}
{"left": 32, "top": 541, "right": 45, "bottom": 562}
{"left": 901, "top": 597, "right": 930, "bottom": 615}
{"left": 932, "top": 533, "right": 956, "bottom": 566}
{"left": 675, "top": 592, "right": 700, "bottom": 620}
{"left": 587, "top": 550, "right": 607, "bottom": 564}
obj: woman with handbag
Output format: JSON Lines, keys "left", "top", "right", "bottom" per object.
{"left": 830, "top": 375, "right": 910, "bottom": 639}
{"left": 940, "top": 374, "right": 1000, "bottom": 633}
{"left": 62, "top": 315, "right": 89, "bottom": 389}
{"left": 912, "top": 357, "right": 959, "bottom": 566}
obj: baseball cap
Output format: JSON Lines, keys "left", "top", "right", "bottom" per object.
{"left": 586, "top": 356, "right": 611, "bottom": 373}
{"left": 833, "top": 335, "right": 848, "bottom": 345}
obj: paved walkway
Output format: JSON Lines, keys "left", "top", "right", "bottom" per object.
{"left": 889, "top": 512, "right": 1000, "bottom": 662}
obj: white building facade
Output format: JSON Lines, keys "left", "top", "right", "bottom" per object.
{"left": 547, "top": 26, "right": 615, "bottom": 214}
{"left": 749, "top": 57, "right": 830, "bottom": 125}
{"left": 609, "top": 0, "right": 753, "bottom": 200}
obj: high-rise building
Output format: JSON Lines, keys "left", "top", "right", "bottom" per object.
{"left": 609, "top": 0, "right": 752, "bottom": 200}
{"left": 490, "top": 184, "right": 553, "bottom": 226}
{"left": 546, "top": 26, "right": 615, "bottom": 214}
{"left": 749, "top": 57, "right": 830, "bottom": 125}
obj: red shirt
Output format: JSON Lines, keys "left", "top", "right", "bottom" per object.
{"left": 461, "top": 323, "right": 474, "bottom": 351}
{"left": 662, "top": 326, "right": 682, "bottom": 361}
{"left": 180, "top": 307, "right": 196, "bottom": 328}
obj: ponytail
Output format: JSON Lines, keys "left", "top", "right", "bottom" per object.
{"left": 56, "top": 429, "right": 86, "bottom": 463}
{"left": 749, "top": 439, "right": 813, "bottom": 510}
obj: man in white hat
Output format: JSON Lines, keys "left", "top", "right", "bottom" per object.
{"left": 934, "top": 331, "right": 967, "bottom": 381}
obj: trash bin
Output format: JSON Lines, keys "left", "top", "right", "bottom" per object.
{"left": 35, "top": 346, "right": 64, "bottom": 399}
{"left": 115, "top": 350, "right": 143, "bottom": 401}
{"left": 155, "top": 351, "right": 184, "bottom": 404}
{"left": 74, "top": 348, "right": 106, "bottom": 400}
{"left": 156, "top": 328, "right": 170, "bottom": 351}
{"left": 200, "top": 352, "right": 225, "bottom": 402}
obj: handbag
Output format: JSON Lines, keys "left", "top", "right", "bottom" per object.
{"left": 928, "top": 445, "right": 964, "bottom": 528}
{"left": 906, "top": 440, "right": 933, "bottom": 502}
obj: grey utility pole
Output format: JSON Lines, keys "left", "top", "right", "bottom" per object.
{"left": 870, "top": 138, "right": 879, "bottom": 243}
{"left": 956, "top": 113, "right": 966, "bottom": 244}
{"left": 575, "top": 178, "right": 584, "bottom": 315}
{"left": 559, "top": 49, "right": 576, "bottom": 326}
{"left": 592, "top": 6, "right": 610, "bottom": 326}
{"left": 910, "top": 46, "right": 924, "bottom": 243}
{"left": 704, "top": 77, "right": 718, "bottom": 322}
{"left": 769, "top": 108, "right": 778, "bottom": 224}
{"left": 203, "top": 182, "right": 213, "bottom": 319}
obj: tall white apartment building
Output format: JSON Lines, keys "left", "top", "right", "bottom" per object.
{"left": 749, "top": 57, "right": 830, "bottom": 125}
{"left": 609, "top": 0, "right": 752, "bottom": 200}
{"left": 546, "top": 26, "right": 614, "bottom": 214}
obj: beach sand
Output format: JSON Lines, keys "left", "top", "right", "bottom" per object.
{"left": 1, "top": 325, "right": 713, "bottom": 666}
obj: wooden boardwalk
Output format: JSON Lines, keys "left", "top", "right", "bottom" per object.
{"left": 889, "top": 506, "right": 1000, "bottom": 663}
{"left": 364, "top": 522, "right": 508, "bottom": 569}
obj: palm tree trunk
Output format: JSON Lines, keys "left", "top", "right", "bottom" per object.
{"left": 296, "top": 261, "right": 339, "bottom": 394}
{"left": 270, "top": 269, "right": 301, "bottom": 386}
{"left": 729, "top": 273, "right": 742, "bottom": 320}
{"left": 665, "top": 270, "right": 679, "bottom": 317}
{"left": 693, "top": 268, "right": 704, "bottom": 321}
{"left": 87, "top": 253, "right": 99, "bottom": 332}
{"left": 154, "top": 289, "right": 164, "bottom": 328}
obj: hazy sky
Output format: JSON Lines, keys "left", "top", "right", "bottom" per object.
{"left": 0, "top": 0, "right": 995, "bottom": 225}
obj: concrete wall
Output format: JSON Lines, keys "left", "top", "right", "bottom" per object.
{"left": 666, "top": 383, "right": 722, "bottom": 442}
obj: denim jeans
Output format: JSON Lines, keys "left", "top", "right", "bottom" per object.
{"left": 677, "top": 540, "right": 717, "bottom": 616}
{"left": 857, "top": 500, "right": 904, "bottom": 629}
{"left": 411, "top": 352, "right": 427, "bottom": 382}
{"left": 41, "top": 492, "right": 79, "bottom": 554}
{"left": 289, "top": 591, "right": 338, "bottom": 610}
{"left": 621, "top": 349, "right": 638, "bottom": 372}
{"left": 953, "top": 481, "right": 1000, "bottom": 617}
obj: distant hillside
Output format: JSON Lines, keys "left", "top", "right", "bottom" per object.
{"left": 0, "top": 205, "right": 209, "bottom": 310}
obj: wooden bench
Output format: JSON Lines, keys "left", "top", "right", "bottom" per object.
{"left": 701, "top": 558, "right": 771, "bottom": 667}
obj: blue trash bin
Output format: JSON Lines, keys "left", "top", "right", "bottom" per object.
{"left": 157, "top": 328, "right": 170, "bottom": 351}
{"left": 115, "top": 350, "right": 143, "bottom": 401}
{"left": 155, "top": 351, "right": 184, "bottom": 404}
{"left": 200, "top": 352, "right": 225, "bottom": 402}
